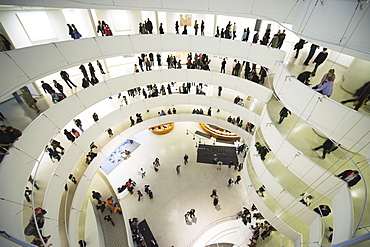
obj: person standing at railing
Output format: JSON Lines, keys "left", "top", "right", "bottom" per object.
{"left": 252, "top": 31, "right": 259, "bottom": 44}
{"left": 293, "top": 39, "right": 306, "bottom": 58}
{"left": 60, "top": 70, "right": 77, "bottom": 89}
{"left": 232, "top": 22, "right": 237, "bottom": 40}
{"left": 268, "top": 34, "right": 279, "bottom": 48}
{"left": 312, "top": 48, "right": 329, "bottom": 72}
{"left": 303, "top": 44, "right": 320, "bottom": 66}
{"left": 41, "top": 81, "right": 56, "bottom": 103}
{"left": 145, "top": 18, "right": 153, "bottom": 34}
{"left": 71, "top": 24, "right": 82, "bottom": 39}
{"left": 335, "top": 170, "right": 361, "bottom": 188}
{"left": 182, "top": 25, "right": 188, "bottom": 35}
{"left": 97, "top": 20, "right": 104, "bottom": 36}
{"left": 159, "top": 23, "right": 164, "bottom": 34}
{"left": 194, "top": 20, "right": 199, "bottom": 35}
{"left": 259, "top": 66, "right": 268, "bottom": 84}
{"left": 220, "top": 58, "right": 226, "bottom": 73}
{"left": 242, "top": 27, "right": 250, "bottom": 42}
{"left": 277, "top": 30, "right": 286, "bottom": 49}
{"left": 73, "top": 118, "right": 84, "bottom": 132}
{"left": 201, "top": 20, "right": 205, "bottom": 36}
{"left": 175, "top": 21, "right": 179, "bottom": 34}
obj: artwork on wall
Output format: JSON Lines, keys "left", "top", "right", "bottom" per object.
{"left": 16, "top": 12, "right": 57, "bottom": 42}
{"left": 180, "top": 14, "right": 192, "bottom": 27}
{"left": 101, "top": 139, "right": 141, "bottom": 174}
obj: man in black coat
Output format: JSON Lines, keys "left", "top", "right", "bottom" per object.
{"left": 297, "top": 71, "right": 315, "bottom": 85}
{"left": 335, "top": 170, "right": 361, "bottom": 188}
{"left": 220, "top": 58, "right": 226, "bottom": 73}
{"left": 146, "top": 18, "right": 153, "bottom": 34}
{"left": 79, "top": 64, "right": 89, "bottom": 78}
{"left": 277, "top": 30, "right": 286, "bottom": 49}
{"left": 303, "top": 44, "right": 319, "bottom": 65}
{"left": 314, "top": 205, "right": 331, "bottom": 217}
{"left": 41, "top": 81, "right": 56, "bottom": 102}
{"left": 60, "top": 70, "right": 77, "bottom": 88}
{"left": 312, "top": 48, "right": 328, "bottom": 72}
{"left": 252, "top": 31, "right": 259, "bottom": 44}
{"left": 234, "top": 61, "right": 241, "bottom": 76}
{"left": 312, "top": 138, "right": 338, "bottom": 159}
{"left": 278, "top": 107, "right": 291, "bottom": 124}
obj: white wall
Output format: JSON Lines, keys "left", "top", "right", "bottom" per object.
{"left": 0, "top": 9, "right": 69, "bottom": 48}
{"left": 94, "top": 9, "right": 142, "bottom": 35}
{"left": 292, "top": 0, "right": 370, "bottom": 61}
{"left": 85, "top": 200, "right": 105, "bottom": 247}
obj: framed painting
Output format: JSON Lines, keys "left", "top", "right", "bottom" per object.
{"left": 180, "top": 14, "right": 192, "bottom": 26}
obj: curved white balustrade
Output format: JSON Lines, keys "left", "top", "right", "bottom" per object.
{"left": 41, "top": 96, "right": 257, "bottom": 246}
{"left": 260, "top": 108, "right": 346, "bottom": 198}
{"left": 0, "top": 34, "right": 284, "bottom": 102}
{"left": 190, "top": 219, "right": 252, "bottom": 247}
{"left": 259, "top": 109, "right": 353, "bottom": 244}
{"left": 247, "top": 147, "right": 323, "bottom": 247}
{"left": 331, "top": 186, "right": 353, "bottom": 244}
{"left": 241, "top": 161, "right": 302, "bottom": 247}
{"left": 68, "top": 113, "right": 255, "bottom": 246}
{"left": 249, "top": 135, "right": 319, "bottom": 224}
{"left": 273, "top": 62, "right": 370, "bottom": 159}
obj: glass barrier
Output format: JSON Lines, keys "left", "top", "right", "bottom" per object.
{"left": 267, "top": 62, "right": 369, "bottom": 245}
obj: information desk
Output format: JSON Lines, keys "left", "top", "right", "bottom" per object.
{"left": 149, "top": 122, "right": 174, "bottom": 135}
{"left": 199, "top": 123, "right": 240, "bottom": 141}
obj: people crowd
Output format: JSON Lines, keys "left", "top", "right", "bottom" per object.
{"left": 235, "top": 204, "right": 276, "bottom": 247}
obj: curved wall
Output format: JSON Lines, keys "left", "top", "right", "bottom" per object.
{"left": 0, "top": 34, "right": 284, "bottom": 102}
{"left": 0, "top": 69, "right": 268, "bottom": 246}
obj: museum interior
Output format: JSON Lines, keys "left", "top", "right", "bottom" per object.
{"left": 0, "top": 0, "right": 369, "bottom": 247}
